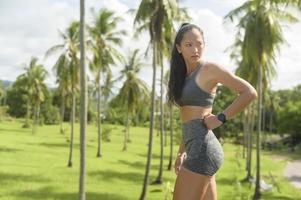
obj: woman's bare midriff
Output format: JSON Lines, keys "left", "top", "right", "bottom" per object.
{"left": 180, "top": 106, "right": 212, "bottom": 123}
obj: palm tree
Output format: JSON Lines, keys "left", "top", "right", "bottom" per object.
{"left": 225, "top": 0, "right": 298, "bottom": 198}
{"left": 51, "top": 55, "right": 72, "bottom": 134}
{"left": 116, "top": 49, "right": 150, "bottom": 151}
{"left": 30, "top": 63, "right": 48, "bottom": 135}
{"left": 46, "top": 21, "right": 80, "bottom": 167}
{"left": 88, "top": 8, "right": 126, "bottom": 158}
{"left": 21, "top": 57, "right": 48, "bottom": 134}
{"left": 134, "top": 0, "right": 189, "bottom": 198}
{"left": 163, "top": 70, "right": 174, "bottom": 171}
{"left": 79, "top": 0, "right": 87, "bottom": 199}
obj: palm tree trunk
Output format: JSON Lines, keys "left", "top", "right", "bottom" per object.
{"left": 25, "top": 100, "right": 31, "bottom": 128}
{"left": 96, "top": 79, "right": 102, "bottom": 157}
{"left": 246, "top": 102, "right": 255, "bottom": 180}
{"left": 32, "top": 102, "right": 40, "bottom": 134}
{"left": 32, "top": 104, "right": 36, "bottom": 134}
{"left": 68, "top": 92, "right": 76, "bottom": 167}
{"left": 269, "top": 111, "right": 273, "bottom": 133}
{"left": 167, "top": 105, "right": 174, "bottom": 170}
{"left": 154, "top": 54, "right": 164, "bottom": 184}
{"left": 242, "top": 110, "right": 248, "bottom": 159}
{"left": 79, "top": 0, "right": 87, "bottom": 198}
{"left": 253, "top": 64, "right": 262, "bottom": 200}
{"left": 139, "top": 40, "right": 157, "bottom": 200}
{"left": 262, "top": 100, "right": 266, "bottom": 149}
{"left": 36, "top": 103, "right": 40, "bottom": 129}
{"left": 60, "top": 93, "right": 66, "bottom": 134}
{"left": 123, "top": 107, "right": 129, "bottom": 151}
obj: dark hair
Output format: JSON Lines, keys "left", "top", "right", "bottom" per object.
{"left": 167, "top": 23, "right": 204, "bottom": 107}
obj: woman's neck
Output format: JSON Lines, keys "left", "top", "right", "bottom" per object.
{"left": 185, "top": 60, "right": 205, "bottom": 73}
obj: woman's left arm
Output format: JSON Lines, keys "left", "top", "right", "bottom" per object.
{"left": 204, "top": 62, "right": 258, "bottom": 129}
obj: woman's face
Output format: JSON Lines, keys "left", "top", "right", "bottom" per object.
{"left": 176, "top": 28, "right": 205, "bottom": 65}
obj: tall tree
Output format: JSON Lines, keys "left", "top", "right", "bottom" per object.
{"left": 225, "top": 0, "right": 298, "bottom": 198}
{"left": 51, "top": 55, "right": 72, "bottom": 134}
{"left": 88, "top": 8, "right": 126, "bottom": 157}
{"left": 79, "top": 0, "right": 87, "bottom": 199}
{"left": 134, "top": 0, "right": 189, "bottom": 198}
{"left": 21, "top": 57, "right": 48, "bottom": 134}
{"left": 46, "top": 21, "right": 80, "bottom": 167}
{"left": 163, "top": 70, "right": 174, "bottom": 171}
{"left": 116, "top": 49, "right": 150, "bottom": 151}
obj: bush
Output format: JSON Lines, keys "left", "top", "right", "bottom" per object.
{"left": 102, "top": 126, "right": 112, "bottom": 142}
{"left": 0, "top": 106, "right": 9, "bottom": 121}
{"left": 41, "top": 105, "right": 60, "bottom": 125}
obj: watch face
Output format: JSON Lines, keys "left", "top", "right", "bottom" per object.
{"left": 218, "top": 113, "right": 226, "bottom": 123}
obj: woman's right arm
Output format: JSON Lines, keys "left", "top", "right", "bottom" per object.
{"left": 174, "top": 140, "right": 186, "bottom": 175}
{"left": 177, "top": 140, "right": 186, "bottom": 158}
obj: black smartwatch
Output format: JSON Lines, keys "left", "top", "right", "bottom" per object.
{"left": 217, "top": 113, "right": 227, "bottom": 124}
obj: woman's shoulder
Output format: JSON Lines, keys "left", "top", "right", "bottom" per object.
{"left": 204, "top": 61, "right": 229, "bottom": 72}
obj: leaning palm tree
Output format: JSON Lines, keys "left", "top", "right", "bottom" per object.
{"left": 225, "top": 0, "right": 298, "bottom": 198}
{"left": 79, "top": 0, "right": 87, "bottom": 199}
{"left": 46, "top": 21, "right": 80, "bottom": 167}
{"left": 88, "top": 8, "right": 126, "bottom": 158}
{"left": 116, "top": 49, "right": 150, "bottom": 151}
{"left": 134, "top": 0, "right": 189, "bottom": 198}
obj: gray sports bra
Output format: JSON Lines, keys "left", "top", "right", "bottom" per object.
{"left": 177, "top": 62, "right": 216, "bottom": 107}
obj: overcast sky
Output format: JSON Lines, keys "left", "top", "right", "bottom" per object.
{"left": 0, "top": 0, "right": 301, "bottom": 93}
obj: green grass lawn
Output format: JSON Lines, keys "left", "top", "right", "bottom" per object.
{"left": 0, "top": 119, "right": 300, "bottom": 200}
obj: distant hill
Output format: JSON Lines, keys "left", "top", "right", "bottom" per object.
{"left": 0, "top": 80, "right": 13, "bottom": 89}
{"left": 0, "top": 80, "right": 57, "bottom": 91}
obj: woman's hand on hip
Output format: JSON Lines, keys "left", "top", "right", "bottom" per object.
{"left": 203, "top": 113, "right": 223, "bottom": 130}
{"left": 174, "top": 153, "right": 186, "bottom": 175}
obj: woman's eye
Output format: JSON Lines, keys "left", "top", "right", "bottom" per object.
{"left": 185, "top": 44, "right": 191, "bottom": 47}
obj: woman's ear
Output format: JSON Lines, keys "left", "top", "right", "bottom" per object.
{"left": 176, "top": 44, "right": 181, "bottom": 54}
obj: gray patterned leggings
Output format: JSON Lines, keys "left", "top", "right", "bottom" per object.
{"left": 181, "top": 118, "right": 224, "bottom": 176}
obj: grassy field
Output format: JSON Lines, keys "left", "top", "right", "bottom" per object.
{"left": 0, "top": 119, "right": 300, "bottom": 200}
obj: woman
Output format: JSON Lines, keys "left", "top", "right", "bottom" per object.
{"left": 167, "top": 23, "right": 257, "bottom": 200}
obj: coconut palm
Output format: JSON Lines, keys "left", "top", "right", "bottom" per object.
{"left": 46, "top": 21, "right": 80, "bottom": 167}
{"left": 134, "top": 0, "right": 189, "bottom": 198}
{"left": 163, "top": 70, "right": 175, "bottom": 171}
{"left": 51, "top": 53, "right": 72, "bottom": 134}
{"left": 29, "top": 63, "right": 48, "bottom": 134}
{"left": 88, "top": 8, "right": 126, "bottom": 157}
{"left": 116, "top": 49, "right": 150, "bottom": 151}
{"left": 225, "top": 0, "right": 298, "bottom": 198}
{"left": 79, "top": 0, "right": 87, "bottom": 199}
{"left": 21, "top": 57, "right": 48, "bottom": 134}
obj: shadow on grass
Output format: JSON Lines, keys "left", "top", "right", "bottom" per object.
{"left": 13, "top": 186, "right": 126, "bottom": 200}
{"left": 216, "top": 176, "right": 237, "bottom": 185}
{"left": 264, "top": 148, "right": 301, "bottom": 161}
{"left": 34, "top": 142, "right": 69, "bottom": 148}
{"left": 263, "top": 193, "right": 297, "bottom": 200}
{"left": 117, "top": 159, "right": 145, "bottom": 169}
{"left": 0, "top": 128, "right": 27, "bottom": 134}
{"left": 0, "top": 172, "right": 50, "bottom": 185}
{"left": 26, "top": 142, "right": 83, "bottom": 149}
{"left": 136, "top": 153, "right": 170, "bottom": 160}
{"left": 89, "top": 169, "right": 144, "bottom": 183}
{"left": 0, "top": 146, "right": 21, "bottom": 153}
